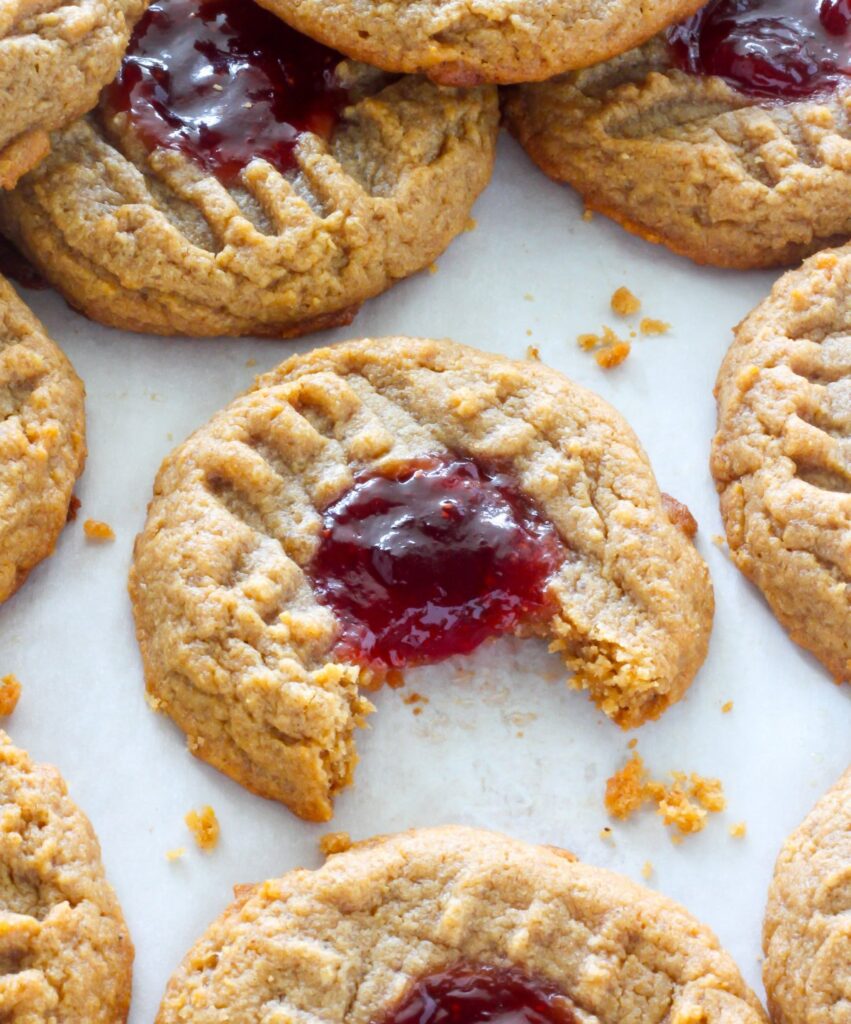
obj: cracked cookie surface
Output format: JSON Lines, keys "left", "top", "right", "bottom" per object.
{"left": 0, "top": 0, "right": 148, "bottom": 189}
{"left": 0, "top": 61, "right": 498, "bottom": 338}
{"left": 0, "top": 731, "right": 133, "bottom": 1023}
{"left": 712, "top": 247, "right": 851, "bottom": 681}
{"left": 129, "top": 337, "right": 713, "bottom": 821}
{"left": 504, "top": 38, "right": 851, "bottom": 269}
{"left": 763, "top": 768, "right": 851, "bottom": 1024}
{"left": 0, "top": 274, "right": 85, "bottom": 604}
{"left": 155, "top": 825, "right": 766, "bottom": 1024}
{"left": 253, "top": 0, "right": 703, "bottom": 86}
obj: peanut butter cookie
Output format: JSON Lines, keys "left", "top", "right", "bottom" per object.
{"left": 0, "top": 275, "right": 85, "bottom": 604}
{"left": 712, "top": 247, "right": 851, "bottom": 681}
{"left": 0, "top": 0, "right": 147, "bottom": 189}
{"left": 253, "top": 0, "right": 704, "bottom": 86}
{"left": 504, "top": 6, "right": 851, "bottom": 270}
{"left": 763, "top": 767, "right": 851, "bottom": 1024}
{"left": 155, "top": 826, "right": 766, "bottom": 1024}
{"left": 0, "top": 0, "right": 498, "bottom": 339}
{"left": 129, "top": 337, "right": 714, "bottom": 820}
{"left": 0, "top": 731, "right": 133, "bottom": 1022}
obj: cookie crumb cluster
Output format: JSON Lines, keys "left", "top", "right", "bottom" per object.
{"left": 0, "top": 674, "right": 21, "bottom": 716}
{"left": 605, "top": 753, "right": 727, "bottom": 837}
{"left": 319, "top": 831, "right": 352, "bottom": 856}
{"left": 577, "top": 288, "right": 670, "bottom": 369}
{"left": 185, "top": 805, "right": 220, "bottom": 851}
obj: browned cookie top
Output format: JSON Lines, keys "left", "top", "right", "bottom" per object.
{"left": 0, "top": 0, "right": 148, "bottom": 188}
{"left": 763, "top": 768, "right": 851, "bottom": 1024}
{"left": 155, "top": 826, "right": 766, "bottom": 1024}
{"left": 129, "top": 337, "right": 713, "bottom": 820}
{"left": 712, "top": 246, "right": 851, "bottom": 681}
{"left": 505, "top": 37, "right": 851, "bottom": 269}
{"left": 0, "top": 731, "right": 133, "bottom": 1023}
{"left": 0, "top": 274, "right": 85, "bottom": 604}
{"left": 253, "top": 0, "right": 704, "bottom": 85}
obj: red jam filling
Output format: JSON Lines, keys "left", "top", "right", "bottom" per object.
{"left": 101, "top": 0, "right": 348, "bottom": 185}
{"left": 309, "top": 455, "right": 564, "bottom": 671}
{"left": 376, "top": 964, "right": 576, "bottom": 1024}
{"left": 668, "top": 0, "right": 851, "bottom": 98}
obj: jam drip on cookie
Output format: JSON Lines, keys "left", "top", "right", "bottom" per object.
{"left": 378, "top": 963, "right": 576, "bottom": 1024}
{"left": 101, "top": 0, "right": 348, "bottom": 185}
{"left": 668, "top": 0, "right": 851, "bottom": 98}
{"left": 310, "top": 455, "right": 564, "bottom": 670}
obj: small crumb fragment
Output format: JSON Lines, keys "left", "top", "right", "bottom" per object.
{"left": 605, "top": 755, "right": 726, "bottom": 839}
{"left": 66, "top": 495, "right": 81, "bottom": 522}
{"left": 641, "top": 860, "right": 654, "bottom": 880}
{"left": 712, "top": 534, "right": 727, "bottom": 548}
{"left": 729, "top": 822, "right": 747, "bottom": 839}
{"left": 526, "top": 345, "right": 541, "bottom": 361}
{"left": 428, "top": 262, "right": 438, "bottom": 275}
{"left": 185, "top": 806, "right": 219, "bottom": 852}
{"left": 523, "top": 293, "right": 534, "bottom": 301}
{"left": 582, "top": 208, "right": 594, "bottom": 222}
{"left": 245, "top": 357, "right": 257, "bottom": 368}
{"left": 166, "top": 847, "right": 186, "bottom": 862}
{"left": 611, "top": 286, "right": 641, "bottom": 316}
{"left": 0, "top": 675, "right": 21, "bottom": 716}
{"left": 319, "top": 831, "right": 352, "bottom": 856}
{"left": 402, "top": 691, "right": 429, "bottom": 714}
{"left": 627, "top": 738, "right": 638, "bottom": 750}
{"left": 640, "top": 317, "right": 670, "bottom": 336}
{"left": 577, "top": 333, "right": 599, "bottom": 351}
{"left": 599, "top": 826, "right": 614, "bottom": 843}
{"left": 525, "top": 329, "right": 533, "bottom": 337}
{"left": 84, "top": 519, "right": 115, "bottom": 542}
{"left": 596, "top": 341, "right": 630, "bottom": 369}
{"left": 721, "top": 700, "right": 734, "bottom": 714}
{"left": 464, "top": 217, "right": 477, "bottom": 233}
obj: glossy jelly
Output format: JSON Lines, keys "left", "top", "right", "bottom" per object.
{"left": 668, "top": 0, "right": 851, "bottom": 99}
{"left": 102, "top": 0, "right": 348, "bottom": 184}
{"left": 309, "top": 455, "right": 564, "bottom": 670}
{"left": 376, "top": 963, "right": 576, "bottom": 1024}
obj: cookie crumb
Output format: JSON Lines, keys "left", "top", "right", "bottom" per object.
{"left": 245, "top": 357, "right": 257, "bottom": 368}
{"left": 627, "top": 738, "right": 638, "bottom": 750}
{"left": 319, "top": 831, "right": 352, "bottom": 856}
{"left": 729, "top": 822, "right": 747, "bottom": 839}
{"left": 596, "top": 341, "right": 630, "bottom": 369}
{"left": 523, "top": 293, "right": 534, "bottom": 301}
{"left": 428, "top": 262, "right": 438, "bottom": 275}
{"left": 605, "top": 755, "right": 726, "bottom": 838}
{"left": 599, "top": 826, "right": 614, "bottom": 843}
{"left": 582, "top": 208, "right": 594, "bottom": 222}
{"left": 639, "top": 318, "right": 670, "bottom": 336}
{"left": 464, "top": 217, "right": 477, "bottom": 232}
{"left": 641, "top": 860, "right": 654, "bottom": 880}
{"left": 0, "top": 675, "right": 21, "bottom": 716}
{"left": 577, "top": 332, "right": 599, "bottom": 351}
{"left": 712, "top": 534, "right": 727, "bottom": 547}
{"left": 83, "top": 519, "right": 115, "bottom": 542}
{"left": 166, "top": 847, "right": 186, "bottom": 862}
{"left": 611, "top": 286, "right": 641, "bottom": 316}
{"left": 185, "top": 806, "right": 219, "bottom": 852}
{"left": 66, "top": 495, "right": 81, "bottom": 522}
{"left": 526, "top": 345, "right": 541, "bottom": 361}
{"left": 721, "top": 700, "right": 734, "bottom": 713}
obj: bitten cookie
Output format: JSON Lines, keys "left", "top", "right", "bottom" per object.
{"left": 129, "top": 337, "right": 713, "bottom": 820}
{"left": 0, "top": 0, "right": 147, "bottom": 189}
{"left": 763, "top": 768, "right": 851, "bottom": 1024}
{"left": 155, "top": 826, "right": 766, "bottom": 1024}
{"left": 504, "top": 28, "right": 851, "bottom": 269}
{"left": 254, "top": 0, "right": 703, "bottom": 86}
{"left": 0, "top": 275, "right": 85, "bottom": 604}
{"left": 0, "top": 731, "right": 133, "bottom": 1022}
{"left": 0, "top": 0, "right": 498, "bottom": 339}
{"left": 712, "top": 246, "right": 850, "bottom": 681}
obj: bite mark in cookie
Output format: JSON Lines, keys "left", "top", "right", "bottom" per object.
{"left": 129, "top": 337, "right": 713, "bottom": 820}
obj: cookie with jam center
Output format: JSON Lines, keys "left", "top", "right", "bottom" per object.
{"left": 155, "top": 826, "right": 766, "bottom": 1024}
{"left": 0, "top": 731, "right": 133, "bottom": 1022}
{"left": 763, "top": 768, "right": 851, "bottom": 1024}
{"left": 0, "top": 274, "right": 85, "bottom": 604}
{"left": 129, "top": 337, "right": 714, "bottom": 821}
{"left": 0, "top": 0, "right": 148, "bottom": 189}
{"left": 712, "top": 246, "right": 850, "bottom": 681}
{"left": 251, "top": 0, "right": 705, "bottom": 86}
{"left": 0, "top": 0, "right": 498, "bottom": 339}
{"left": 505, "top": 0, "right": 851, "bottom": 269}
